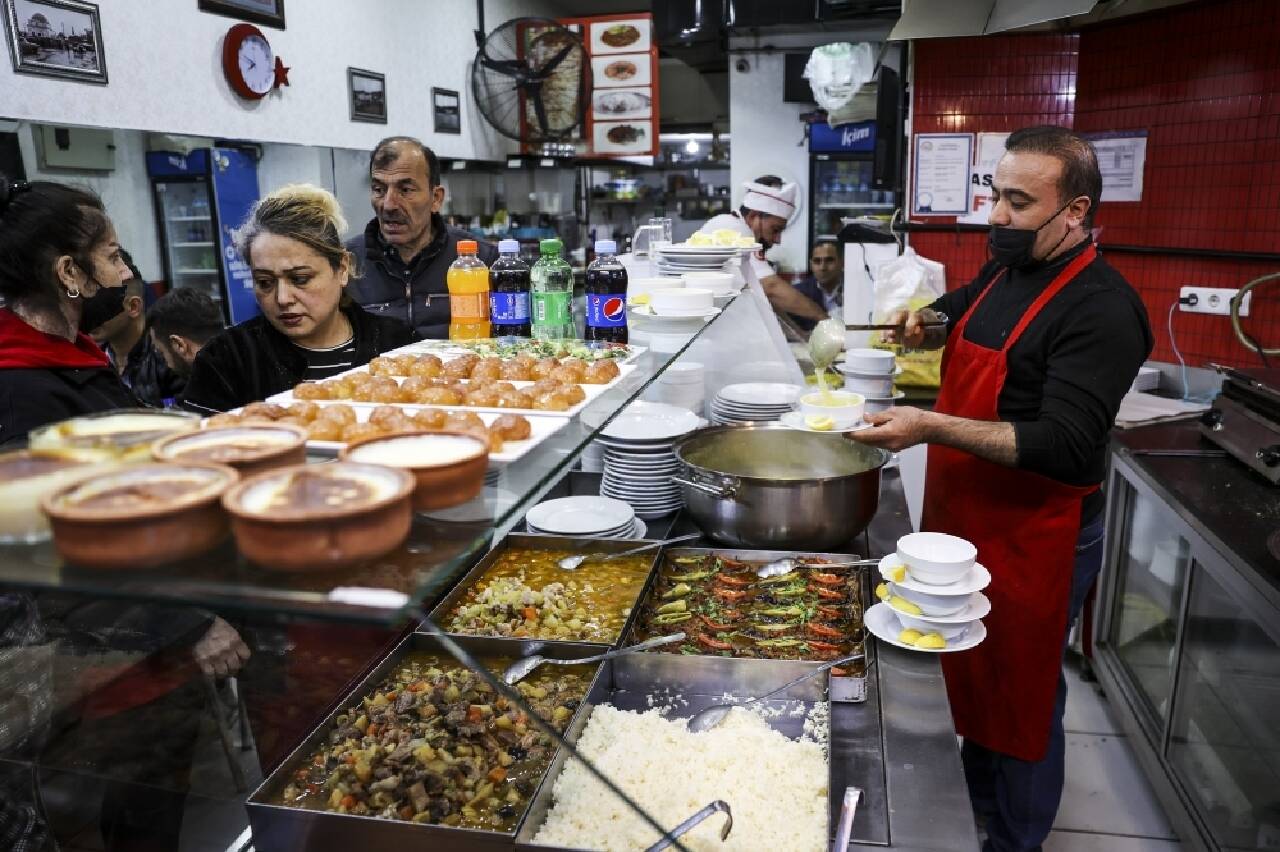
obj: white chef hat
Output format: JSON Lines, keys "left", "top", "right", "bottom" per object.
{"left": 742, "top": 180, "right": 798, "bottom": 219}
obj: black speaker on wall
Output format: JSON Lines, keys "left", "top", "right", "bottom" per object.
{"left": 873, "top": 65, "right": 902, "bottom": 191}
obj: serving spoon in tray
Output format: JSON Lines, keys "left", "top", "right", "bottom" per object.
{"left": 756, "top": 556, "right": 880, "bottom": 579}
{"left": 685, "top": 651, "right": 867, "bottom": 733}
{"left": 557, "top": 532, "right": 703, "bottom": 571}
{"left": 502, "top": 633, "right": 686, "bottom": 684}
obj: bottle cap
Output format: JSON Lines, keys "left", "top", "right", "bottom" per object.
{"left": 498, "top": 239, "right": 520, "bottom": 253}
{"left": 595, "top": 240, "right": 617, "bottom": 254}
{"left": 457, "top": 240, "right": 478, "bottom": 253}
{"left": 539, "top": 238, "right": 563, "bottom": 255}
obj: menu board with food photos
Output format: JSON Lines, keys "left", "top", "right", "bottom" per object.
{"left": 556, "top": 13, "right": 658, "bottom": 158}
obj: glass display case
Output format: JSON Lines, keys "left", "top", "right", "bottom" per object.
{"left": 1095, "top": 423, "right": 1280, "bottom": 852}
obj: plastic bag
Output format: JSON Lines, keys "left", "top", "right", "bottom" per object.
{"left": 803, "top": 42, "right": 875, "bottom": 113}
{"left": 871, "top": 247, "right": 946, "bottom": 388}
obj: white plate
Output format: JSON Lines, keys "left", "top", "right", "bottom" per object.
{"left": 638, "top": 306, "right": 722, "bottom": 320}
{"left": 885, "top": 591, "right": 992, "bottom": 624}
{"left": 866, "top": 603, "right": 987, "bottom": 653}
{"left": 837, "top": 363, "right": 905, "bottom": 378}
{"left": 525, "top": 496, "right": 635, "bottom": 534}
{"left": 601, "top": 402, "right": 703, "bottom": 441}
{"left": 878, "top": 554, "right": 993, "bottom": 595}
{"left": 627, "top": 518, "right": 649, "bottom": 539}
{"left": 778, "top": 411, "right": 872, "bottom": 434}
{"left": 717, "top": 383, "right": 804, "bottom": 406}
{"left": 863, "top": 391, "right": 907, "bottom": 403}
{"left": 659, "top": 243, "right": 759, "bottom": 255}
{"left": 599, "top": 487, "right": 682, "bottom": 504}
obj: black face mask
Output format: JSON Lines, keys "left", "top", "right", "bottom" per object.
{"left": 78, "top": 284, "right": 127, "bottom": 334}
{"left": 988, "top": 199, "right": 1075, "bottom": 269}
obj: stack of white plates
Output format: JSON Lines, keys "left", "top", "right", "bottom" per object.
{"left": 654, "top": 244, "right": 744, "bottom": 276}
{"left": 525, "top": 496, "right": 646, "bottom": 539}
{"left": 840, "top": 348, "right": 903, "bottom": 415}
{"left": 710, "top": 382, "right": 804, "bottom": 425}
{"left": 597, "top": 401, "right": 703, "bottom": 519}
{"left": 642, "top": 360, "right": 705, "bottom": 414}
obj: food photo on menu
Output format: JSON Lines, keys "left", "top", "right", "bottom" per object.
{"left": 591, "top": 53, "right": 651, "bottom": 88}
{"left": 589, "top": 17, "right": 650, "bottom": 53}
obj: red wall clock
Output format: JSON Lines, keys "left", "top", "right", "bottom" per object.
{"left": 222, "top": 23, "right": 290, "bottom": 100}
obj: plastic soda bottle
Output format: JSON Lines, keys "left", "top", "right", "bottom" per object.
{"left": 584, "top": 239, "right": 628, "bottom": 344}
{"left": 489, "top": 239, "right": 531, "bottom": 338}
{"left": 446, "top": 240, "right": 490, "bottom": 340}
{"left": 530, "top": 238, "right": 575, "bottom": 340}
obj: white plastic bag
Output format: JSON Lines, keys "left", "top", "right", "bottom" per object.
{"left": 803, "top": 42, "right": 875, "bottom": 113}
{"left": 871, "top": 247, "right": 946, "bottom": 387}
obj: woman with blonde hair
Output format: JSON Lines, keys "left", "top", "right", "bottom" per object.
{"left": 179, "top": 184, "right": 414, "bottom": 412}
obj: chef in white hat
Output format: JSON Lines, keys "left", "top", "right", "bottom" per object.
{"left": 698, "top": 176, "right": 828, "bottom": 326}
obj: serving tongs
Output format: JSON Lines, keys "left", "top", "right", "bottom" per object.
{"left": 501, "top": 633, "right": 686, "bottom": 684}
{"left": 756, "top": 557, "right": 879, "bottom": 579}
{"left": 644, "top": 800, "right": 733, "bottom": 851}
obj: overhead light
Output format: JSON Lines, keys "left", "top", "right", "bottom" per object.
{"left": 685, "top": 139, "right": 700, "bottom": 154}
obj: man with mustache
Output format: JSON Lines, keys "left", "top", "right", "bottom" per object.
{"left": 346, "top": 137, "right": 497, "bottom": 338}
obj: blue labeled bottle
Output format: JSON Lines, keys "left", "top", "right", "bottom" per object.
{"left": 488, "top": 239, "right": 531, "bottom": 338}
{"left": 584, "top": 240, "right": 628, "bottom": 344}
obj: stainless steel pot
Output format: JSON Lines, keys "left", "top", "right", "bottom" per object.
{"left": 672, "top": 423, "right": 890, "bottom": 550}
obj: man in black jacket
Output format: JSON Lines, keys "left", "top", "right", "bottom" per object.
{"left": 345, "top": 137, "right": 497, "bottom": 339}
{"left": 79, "top": 274, "right": 185, "bottom": 408}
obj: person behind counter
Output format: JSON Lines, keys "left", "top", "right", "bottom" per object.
{"left": 851, "top": 126, "right": 1154, "bottom": 852}
{"left": 179, "top": 183, "right": 415, "bottom": 413}
{"left": 146, "top": 286, "right": 225, "bottom": 378}
{"left": 787, "top": 239, "right": 846, "bottom": 332}
{"left": 346, "top": 136, "right": 498, "bottom": 338}
{"left": 0, "top": 178, "right": 140, "bottom": 446}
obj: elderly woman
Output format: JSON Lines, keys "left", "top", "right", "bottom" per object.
{"left": 0, "top": 178, "right": 139, "bottom": 445}
{"left": 179, "top": 183, "right": 414, "bottom": 412}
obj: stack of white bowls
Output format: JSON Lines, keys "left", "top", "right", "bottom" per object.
{"left": 597, "top": 401, "right": 703, "bottom": 519}
{"left": 866, "top": 532, "right": 992, "bottom": 652}
{"left": 642, "top": 360, "right": 706, "bottom": 414}
{"left": 680, "top": 271, "right": 737, "bottom": 305}
{"left": 840, "top": 348, "right": 905, "bottom": 414}
{"left": 525, "top": 496, "right": 646, "bottom": 539}
{"left": 710, "top": 382, "right": 803, "bottom": 425}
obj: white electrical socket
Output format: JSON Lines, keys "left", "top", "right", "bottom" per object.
{"left": 1179, "top": 286, "right": 1251, "bottom": 317}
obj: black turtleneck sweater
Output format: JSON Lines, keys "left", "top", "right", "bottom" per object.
{"left": 928, "top": 239, "right": 1154, "bottom": 522}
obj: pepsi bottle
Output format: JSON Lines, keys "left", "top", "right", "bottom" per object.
{"left": 584, "top": 239, "right": 628, "bottom": 344}
{"left": 489, "top": 239, "right": 531, "bottom": 338}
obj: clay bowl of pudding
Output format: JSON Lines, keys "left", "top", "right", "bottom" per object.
{"left": 41, "top": 462, "right": 239, "bottom": 569}
{"left": 28, "top": 408, "right": 201, "bottom": 462}
{"left": 153, "top": 424, "right": 307, "bottom": 476}
{"left": 0, "top": 450, "right": 119, "bottom": 544}
{"left": 223, "top": 462, "right": 414, "bottom": 571}
{"left": 340, "top": 431, "right": 489, "bottom": 511}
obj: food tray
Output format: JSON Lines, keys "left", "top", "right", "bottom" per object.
{"left": 392, "top": 339, "right": 648, "bottom": 366}
{"left": 623, "top": 547, "right": 873, "bottom": 703}
{"left": 246, "top": 633, "right": 606, "bottom": 852}
{"left": 266, "top": 370, "right": 639, "bottom": 419}
{"left": 428, "top": 533, "right": 664, "bottom": 649}
{"left": 515, "top": 651, "right": 890, "bottom": 850}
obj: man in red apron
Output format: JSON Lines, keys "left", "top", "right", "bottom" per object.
{"left": 852, "top": 126, "right": 1153, "bottom": 851}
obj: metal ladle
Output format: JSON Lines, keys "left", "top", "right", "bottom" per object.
{"left": 557, "top": 533, "right": 703, "bottom": 571}
{"left": 685, "top": 651, "right": 867, "bottom": 733}
{"left": 501, "top": 633, "right": 686, "bottom": 685}
{"left": 755, "top": 557, "right": 880, "bottom": 579}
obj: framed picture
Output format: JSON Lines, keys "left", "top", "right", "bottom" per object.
{"left": 348, "top": 67, "right": 386, "bottom": 124}
{"left": 433, "top": 87, "right": 461, "bottom": 135}
{"left": 4, "top": 0, "right": 107, "bottom": 84}
{"left": 198, "top": 0, "right": 284, "bottom": 29}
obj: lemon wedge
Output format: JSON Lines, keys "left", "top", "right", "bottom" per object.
{"left": 914, "top": 632, "right": 947, "bottom": 650}
{"left": 898, "top": 628, "right": 923, "bottom": 645}
{"left": 629, "top": 294, "right": 651, "bottom": 306}
{"left": 874, "top": 582, "right": 890, "bottom": 601}
{"left": 805, "top": 415, "right": 835, "bottom": 431}
{"left": 889, "top": 595, "right": 922, "bottom": 616}
{"left": 889, "top": 564, "right": 907, "bottom": 583}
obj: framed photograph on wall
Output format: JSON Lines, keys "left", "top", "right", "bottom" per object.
{"left": 3, "top": 0, "right": 107, "bottom": 84}
{"left": 433, "top": 87, "right": 461, "bottom": 135}
{"left": 348, "top": 67, "right": 386, "bottom": 124}
{"left": 198, "top": 0, "right": 284, "bottom": 29}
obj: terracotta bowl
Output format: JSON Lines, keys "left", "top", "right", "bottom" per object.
{"left": 41, "top": 462, "right": 239, "bottom": 569}
{"left": 28, "top": 408, "right": 201, "bottom": 462}
{"left": 153, "top": 423, "right": 308, "bottom": 477}
{"left": 339, "top": 430, "right": 489, "bottom": 511}
{"left": 223, "top": 462, "right": 414, "bottom": 571}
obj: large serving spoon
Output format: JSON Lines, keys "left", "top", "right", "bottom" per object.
{"left": 556, "top": 533, "right": 703, "bottom": 571}
{"left": 685, "top": 652, "right": 866, "bottom": 733}
{"left": 501, "top": 633, "right": 686, "bottom": 685}
{"left": 755, "top": 557, "right": 880, "bottom": 579}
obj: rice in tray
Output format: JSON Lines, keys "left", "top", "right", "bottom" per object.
{"left": 532, "top": 705, "right": 827, "bottom": 851}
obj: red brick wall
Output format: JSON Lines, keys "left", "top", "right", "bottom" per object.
{"left": 908, "top": 0, "right": 1280, "bottom": 369}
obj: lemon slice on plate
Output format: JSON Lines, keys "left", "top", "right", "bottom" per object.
{"left": 898, "top": 628, "right": 923, "bottom": 645}
{"left": 629, "top": 294, "right": 651, "bottom": 306}
{"left": 804, "top": 415, "right": 835, "bottom": 431}
{"left": 888, "top": 564, "right": 908, "bottom": 583}
{"left": 914, "top": 632, "right": 947, "bottom": 649}
{"left": 889, "top": 595, "right": 922, "bottom": 616}
{"left": 874, "top": 582, "right": 890, "bottom": 601}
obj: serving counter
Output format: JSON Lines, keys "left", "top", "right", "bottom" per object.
{"left": 0, "top": 293, "right": 976, "bottom": 852}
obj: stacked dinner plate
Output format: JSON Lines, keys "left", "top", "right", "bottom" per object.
{"left": 596, "top": 400, "right": 703, "bottom": 520}
{"left": 709, "top": 382, "right": 804, "bottom": 425}
{"left": 653, "top": 243, "right": 745, "bottom": 276}
{"left": 524, "top": 496, "right": 646, "bottom": 539}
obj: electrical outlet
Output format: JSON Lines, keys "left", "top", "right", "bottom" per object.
{"left": 1179, "top": 286, "right": 1251, "bottom": 317}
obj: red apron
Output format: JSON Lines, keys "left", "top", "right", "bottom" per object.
{"left": 923, "top": 244, "right": 1098, "bottom": 763}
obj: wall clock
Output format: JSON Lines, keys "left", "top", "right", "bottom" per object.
{"left": 222, "top": 23, "right": 290, "bottom": 100}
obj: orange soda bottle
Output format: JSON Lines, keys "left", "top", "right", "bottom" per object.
{"left": 446, "top": 240, "right": 491, "bottom": 340}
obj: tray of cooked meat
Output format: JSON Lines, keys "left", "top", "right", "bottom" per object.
{"left": 246, "top": 633, "right": 599, "bottom": 852}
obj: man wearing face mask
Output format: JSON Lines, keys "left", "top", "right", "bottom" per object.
{"left": 850, "top": 126, "right": 1153, "bottom": 852}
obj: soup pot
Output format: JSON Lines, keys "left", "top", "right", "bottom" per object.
{"left": 672, "top": 423, "right": 889, "bottom": 550}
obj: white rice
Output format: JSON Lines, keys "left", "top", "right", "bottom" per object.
{"left": 532, "top": 705, "right": 828, "bottom": 851}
